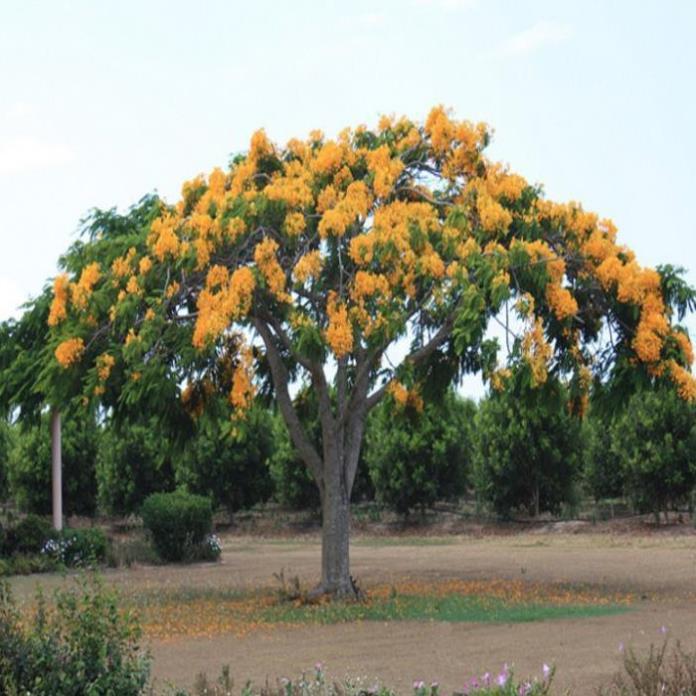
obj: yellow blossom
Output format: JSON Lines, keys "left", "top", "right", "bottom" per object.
{"left": 293, "top": 250, "right": 323, "bottom": 284}
{"left": 55, "top": 337, "right": 85, "bottom": 368}
{"left": 48, "top": 274, "right": 70, "bottom": 326}
{"left": 325, "top": 292, "right": 353, "bottom": 357}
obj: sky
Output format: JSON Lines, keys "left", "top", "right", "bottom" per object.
{"left": 1, "top": 0, "right": 694, "bottom": 395}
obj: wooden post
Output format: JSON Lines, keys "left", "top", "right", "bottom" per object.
{"left": 50, "top": 409, "right": 63, "bottom": 531}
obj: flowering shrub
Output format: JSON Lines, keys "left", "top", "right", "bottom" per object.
{"left": 181, "top": 663, "right": 554, "bottom": 696}
{"left": 41, "top": 527, "right": 108, "bottom": 567}
{"left": 463, "top": 668, "right": 552, "bottom": 695}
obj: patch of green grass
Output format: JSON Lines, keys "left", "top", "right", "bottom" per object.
{"left": 258, "top": 593, "right": 628, "bottom": 626}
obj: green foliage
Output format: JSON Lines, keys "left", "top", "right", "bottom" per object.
{"left": 473, "top": 375, "right": 582, "bottom": 517}
{"left": 96, "top": 418, "right": 176, "bottom": 515}
{"left": 7, "top": 410, "right": 99, "bottom": 516}
{"left": 0, "top": 554, "right": 59, "bottom": 577}
{"left": 365, "top": 391, "right": 475, "bottom": 515}
{"left": 140, "top": 490, "right": 213, "bottom": 562}
{"left": 2, "top": 514, "right": 52, "bottom": 556}
{"left": 583, "top": 414, "right": 625, "bottom": 501}
{"left": 0, "top": 575, "right": 150, "bottom": 695}
{"left": 611, "top": 387, "right": 696, "bottom": 516}
{"left": 175, "top": 404, "right": 274, "bottom": 515}
{"left": 269, "top": 412, "right": 321, "bottom": 511}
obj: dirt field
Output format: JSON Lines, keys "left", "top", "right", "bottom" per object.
{"left": 9, "top": 529, "right": 696, "bottom": 694}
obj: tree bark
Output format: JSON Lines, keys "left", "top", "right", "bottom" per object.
{"left": 319, "top": 458, "right": 353, "bottom": 596}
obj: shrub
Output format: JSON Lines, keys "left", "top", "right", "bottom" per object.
{"left": 3, "top": 513, "right": 52, "bottom": 555}
{"left": 0, "top": 554, "right": 59, "bottom": 577}
{"left": 97, "top": 419, "right": 176, "bottom": 515}
{"left": 366, "top": 391, "right": 475, "bottom": 515}
{"left": 0, "top": 575, "right": 150, "bottom": 695}
{"left": 141, "top": 490, "right": 213, "bottom": 562}
{"left": 601, "top": 638, "right": 696, "bottom": 695}
{"left": 473, "top": 374, "right": 582, "bottom": 518}
{"left": 42, "top": 527, "right": 109, "bottom": 567}
{"left": 611, "top": 387, "right": 696, "bottom": 519}
{"left": 7, "top": 410, "right": 99, "bottom": 516}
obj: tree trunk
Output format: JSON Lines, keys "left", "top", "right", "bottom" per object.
{"left": 319, "top": 476, "right": 352, "bottom": 596}
{"left": 50, "top": 408, "right": 63, "bottom": 531}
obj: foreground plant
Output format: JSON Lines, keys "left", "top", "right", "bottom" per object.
{"left": 45, "top": 107, "right": 695, "bottom": 598}
{"left": 0, "top": 575, "right": 150, "bottom": 695}
{"left": 601, "top": 637, "right": 696, "bottom": 695}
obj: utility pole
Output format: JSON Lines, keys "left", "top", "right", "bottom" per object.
{"left": 50, "top": 408, "right": 63, "bottom": 531}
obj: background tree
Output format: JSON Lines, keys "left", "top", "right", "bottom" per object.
{"left": 473, "top": 371, "right": 582, "bottom": 518}
{"left": 96, "top": 418, "right": 176, "bottom": 515}
{"left": 366, "top": 389, "right": 474, "bottom": 515}
{"left": 611, "top": 387, "right": 696, "bottom": 520}
{"left": 582, "top": 413, "right": 626, "bottom": 502}
{"left": 7, "top": 409, "right": 100, "bottom": 516}
{"left": 174, "top": 400, "right": 274, "bottom": 516}
{"left": 43, "top": 108, "right": 696, "bottom": 596}
{"left": 0, "top": 419, "right": 12, "bottom": 502}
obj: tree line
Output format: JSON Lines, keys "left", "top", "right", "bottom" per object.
{"left": 1, "top": 375, "right": 693, "bottom": 522}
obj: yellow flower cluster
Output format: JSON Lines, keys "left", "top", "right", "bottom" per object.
{"left": 96, "top": 352, "right": 115, "bottom": 381}
{"left": 193, "top": 267, "right": 256, "bottom": 348}
{"left": 71, "top": 262, "right": 101, "bottom": 310}
{"left": 546, "top": 283, "right": 578, "bottom": 321}
{"left": 253, "top": 238, "right": 290, "bottom": 302}
{"left": 149, "top": 214, "right": 180, "bottom": 261}
{"left": 489, "top": 367, "right": 512, "bottom": 392}
{"left": 325, "top": 292, "right": 353, "bottom": 358}
{"left": 284, "top": 211, "right": 306, "bottom": 236}
{"left": 387, "top": 380, "right": 424, "bottom": 411}
{"left": 521, "top": 318, "right": 552, "bottom": 386}
{"left": 48, "top": 274, "right": 70, "bottom": 326}
{"left": 55, "top": 337, "right": 85, "bottom": 368}
{"left": 293, "top": 250, "right": 323, "bottom": 284}
{"left": 139, "top": 256, "right": 152, "bottom": 275}
{"left": 311, "top": 141, "right": 346, "bottom": 175}
{"left": 366, "top": 145, "right": 404, "bottom": 198}
{"left": 318, "top": 181, "right": 371, "bottom": 238}
{"left": 668, "top": 360, "right": 696, "bottom": 402}
{"left": 265, "top": 160, "right": 314, "bottom": 209}
{"left": 229, "top": 344, "right": 256, "bottom": 415}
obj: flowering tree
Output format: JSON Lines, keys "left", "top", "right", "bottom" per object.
{"left": 46, "top": 107, "right": 695, "bottom": 596}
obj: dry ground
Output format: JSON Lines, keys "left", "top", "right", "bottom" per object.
{"left": 9, "top": 529, "right": 696, "bottom": 694}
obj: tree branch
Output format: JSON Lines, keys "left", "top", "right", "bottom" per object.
{"left": 252, "top": 318, "right": 324, "bottom": 486}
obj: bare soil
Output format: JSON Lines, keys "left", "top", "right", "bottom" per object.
{"left": 9, "top": 525, "right": 696, "bottom": 694}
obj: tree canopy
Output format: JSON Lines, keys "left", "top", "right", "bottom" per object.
{"left": 40, "top": 106, "right": 696, "bottom": 595}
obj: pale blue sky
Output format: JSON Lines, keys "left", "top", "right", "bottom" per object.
{"left": 1, "top": 0, "right": 694, "bottom": 364}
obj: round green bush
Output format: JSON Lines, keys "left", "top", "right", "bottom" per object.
{"left": 140, "top": 490, "right": 213, "bottom": 562}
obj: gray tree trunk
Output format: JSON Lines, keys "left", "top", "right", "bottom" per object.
{"left": 319, "top": 451, "right": 353, "bottom": 596}
{"left": 50, "top": 408, "right": 63, "bottom": 531}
